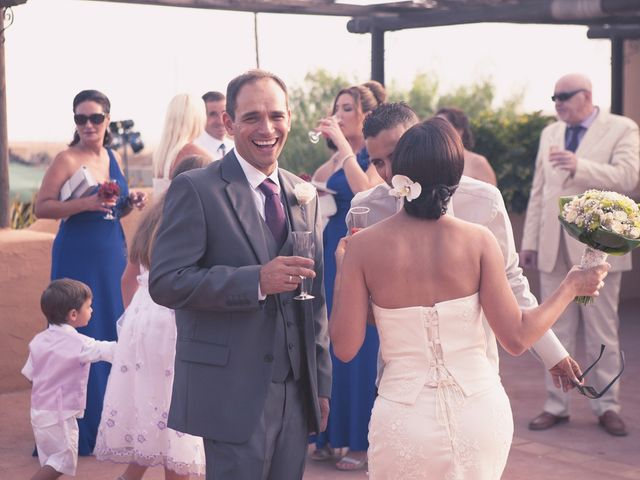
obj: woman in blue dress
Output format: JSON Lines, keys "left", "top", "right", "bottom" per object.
{"left": 311, "top": 81, "right": 386, "bottom": 471}
{"left": 34, "top": 90, "right": 146, "bottom": 455}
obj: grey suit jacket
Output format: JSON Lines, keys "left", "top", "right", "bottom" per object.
{"left": 149, "top": 152, "right": 331, "bottom": 443}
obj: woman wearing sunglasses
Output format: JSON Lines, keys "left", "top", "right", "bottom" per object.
{"left": 34, "top": 89, "right": 146, "bottom": 456}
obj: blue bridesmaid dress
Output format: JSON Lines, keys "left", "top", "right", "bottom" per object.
{"left": 50, "top": 148, "right": 129, "bottom": 455}
{"left": 316, "top": 148, "right": 380, "bottom": 453}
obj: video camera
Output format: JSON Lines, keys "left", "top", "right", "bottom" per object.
{"left": 109, "top": 119, "right": 144, "bottom": 154}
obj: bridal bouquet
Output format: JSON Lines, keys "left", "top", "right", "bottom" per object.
{"left": 559, "top": 189, "right": 640, "bottom": 304}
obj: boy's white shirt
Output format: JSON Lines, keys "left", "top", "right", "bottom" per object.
{"left": 22, "top": 323, "right": 116, "bottom": 427}
{"left": 350, "top": 175, "right": 568, "bottom": 371}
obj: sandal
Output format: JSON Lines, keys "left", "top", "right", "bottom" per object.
{"left": 335, "top": 452, "right": 367, "bottom": 471}
{"left": 310, "top": 444, "right": 335, "bottom": 461}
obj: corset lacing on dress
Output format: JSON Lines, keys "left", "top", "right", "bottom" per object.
{"left": 423, "top": 308, "right": 464, "bottom": 445}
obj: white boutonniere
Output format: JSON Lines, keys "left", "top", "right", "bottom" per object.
{"left": 389, "top": 175, "right": 422, "bottom": 202}
{"left": 294, "top": 182, "right": 317, "bottom": 206}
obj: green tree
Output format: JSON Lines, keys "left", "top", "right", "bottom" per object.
{"left": 387, "top": 72, "right": 439, "bottom": 120}
{"left": 278, "top": 68, "right": 548, "bottom": 214}
{"left": 280, "top": 69, "right": 354, "bottom": 176}
{"left": 435, "top": 79, "right": 495, "bottom": 118}
{"left": 472, "top": 111, "right": 554, "bottom": 213}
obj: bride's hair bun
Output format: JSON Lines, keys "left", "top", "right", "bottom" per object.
{"left": 392, "top": 118, "right": 464, "bottom": 220}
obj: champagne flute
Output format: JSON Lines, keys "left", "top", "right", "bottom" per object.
{"left": 347, "top": 206, "right": 370, "bottom": 235}
{"left": 292, "top": 231, "right": 315, "bottom": 300}
{"left": 308, "top": 115, "right": 339, "bottom": 144}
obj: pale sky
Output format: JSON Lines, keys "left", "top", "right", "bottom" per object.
{"left": 4, "top": 0, "right": 612, "bottom": 144}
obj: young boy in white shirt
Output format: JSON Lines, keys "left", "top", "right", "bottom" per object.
{"left": 22, "top": 278, "right": 115, "bottom": 479}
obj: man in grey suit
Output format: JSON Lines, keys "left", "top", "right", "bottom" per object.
{"left": 149, "top": 70, "right": 331, "bottom": 479}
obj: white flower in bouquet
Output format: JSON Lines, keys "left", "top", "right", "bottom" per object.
{"left": 559, "top": 189, "right": 640, "bottom": 304}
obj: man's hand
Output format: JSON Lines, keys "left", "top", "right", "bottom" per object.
{"left": 309, "top": 397, "right": 330, "bottom": 435}
{"left": 519, "top": 250, "right": 538, "bottom": 269}
{"left": 259, "top": 256, "right": 315, "bottom": 295}
{"left": 549, "top": 356, "right": 582, "bottom": 392}
{"left": 335, "top": 236, "right": 351, "bottom": 272}
{"left": 549, "top": 149, "right": 578, "bottom": 175}
{"left": 319, "top": 397, "right": 330, "bottom": 432}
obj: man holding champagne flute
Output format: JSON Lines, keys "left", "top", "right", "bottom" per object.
{"left": 150, "top": 70, "right": 331, "bottom": 479}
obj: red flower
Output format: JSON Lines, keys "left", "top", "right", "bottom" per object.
{"left": 98, "top": 180, "right": 120, "bottom": 200}
{"left": 298, "top": 173, "right": 312, "bottom": 182}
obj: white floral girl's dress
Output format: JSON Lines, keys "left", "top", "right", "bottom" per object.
{"left": 94, "top": 268, "right": 205, "bottom": 476}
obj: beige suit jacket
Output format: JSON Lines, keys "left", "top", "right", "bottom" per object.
{"left": 522, "top": 111, "right": 640, "bottom": 273}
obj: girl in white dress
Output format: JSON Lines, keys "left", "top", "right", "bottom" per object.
{"left": 95, "top": 156, "right": 209, "bottom": 479}
{"left": 329, "top": 118, "right": 608, "bottom": 480}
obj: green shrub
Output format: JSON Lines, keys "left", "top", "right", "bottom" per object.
{"left": 472, "top": 111, "right": 555, "bottom": 213}
{"left": 10, "top": 196, "right": 37, "bottom": 229}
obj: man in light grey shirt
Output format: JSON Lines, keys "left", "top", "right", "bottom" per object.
{"left": 350, "top": 102, "right": 580, "bottom": 387}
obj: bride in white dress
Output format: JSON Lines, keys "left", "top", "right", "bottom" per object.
{"left": 329, "top": 118, "right": 608, "bottom": 480}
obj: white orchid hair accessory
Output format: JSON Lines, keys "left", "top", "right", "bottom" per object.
{"left": 294, "top": 182, "right": 317, "bottom": 205}
{"left": 389, "top": 175, "right": 422, "bottom": 202}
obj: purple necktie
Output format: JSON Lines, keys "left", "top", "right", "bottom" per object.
{"left": 258, "top": 178, "right": 287, "bottom": 248}
{"left": 565, "top": 125, "right": 584, "bottom": 153}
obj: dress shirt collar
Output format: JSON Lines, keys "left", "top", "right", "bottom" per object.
{"left": 571, "top": 106, "right": 599, "bottom": 129}
{"left": 48, "top": 323, "right": 77, "bottom": 334}
{"left": 235, "top": 150, "right": 280, "bottom": 191}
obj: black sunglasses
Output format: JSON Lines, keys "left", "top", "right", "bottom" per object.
{"left": 74, "top": 113, "right": 106, "bottom": 126}
{"left": 551, "top": 89, "right": 586, "bottom": 102}
{"left": 572, "top": 344, "right": 625, "bottom": 399}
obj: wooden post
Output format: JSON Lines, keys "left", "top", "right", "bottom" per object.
{"left": 611, "top": 37, "right": 624, "bottom": 115}
{"left": 0, "top": 8, "right": 10, "bottom": 228}
{"left": 371, "top": 25, "right": 384, "bottom": 85}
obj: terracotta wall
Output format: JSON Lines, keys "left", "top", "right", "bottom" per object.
{"left": 0, "top": 198, "right": 149, "bottom": 394}
{"left": 2, "top": 205, "right": 638, "bottom": 394}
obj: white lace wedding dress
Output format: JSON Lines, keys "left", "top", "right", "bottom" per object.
{"left": 368, "top": 293, "right": 513, "bottom": 480}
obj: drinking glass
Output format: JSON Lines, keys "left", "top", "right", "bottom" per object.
{"left": 347, "top": 206, "right": 370, "bottom": 235}
{"left": 98, "top": 180, "right": 120, "bottom": 221}
{"left": 292, "top": 231, "right": 315, "bottom": 300}
{"left": 308, "top": 115, "right": 338, "bottom": 144}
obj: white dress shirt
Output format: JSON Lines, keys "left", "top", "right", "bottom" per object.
{"left": 351, "top": 175, "right": 568, "bottom": 371}
{"left": 22, "top": 323, "right": 115, "bottom": 426}
{"left": 235, "top": 151, "right": 282, "bottom": 300}
{"left": 194, "top": 132, "right": 234, "bottom": 161}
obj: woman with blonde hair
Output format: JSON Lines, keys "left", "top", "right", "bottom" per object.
{"left": 152, "top": 94, "right": 211, "bottom": 195}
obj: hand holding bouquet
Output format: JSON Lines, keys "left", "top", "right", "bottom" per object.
{"left": 559, "top": 189, "right": 640, "bottom": 304}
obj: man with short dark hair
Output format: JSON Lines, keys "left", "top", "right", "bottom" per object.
{"left": 521, "top": 73, "right": 639, "bottom": 436}
{"left": 194, "top": 90, "right": 234, "bottom": 160}
{"left": 352, "top": 102, "right": 581, "bottom": 393}
{"left": 150, "top": 70, "right": 330, "bottom": 480}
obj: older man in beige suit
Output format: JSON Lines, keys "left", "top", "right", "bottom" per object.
{"left": 521, "top": 73, "right": 639, "bottom": 436}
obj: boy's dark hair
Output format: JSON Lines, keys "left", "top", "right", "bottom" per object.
{"left": 40, "top": 278, "right": 92, "bottom": 326}
{"left": 363, "top": 102, "right": 419, "bottom": 139}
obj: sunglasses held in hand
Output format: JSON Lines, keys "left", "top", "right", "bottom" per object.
{"left": 571, "top": 344, "right": 625, "bottom": 399}
{"left": 74, "top": 113, "right": 106, "bottom": 126}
